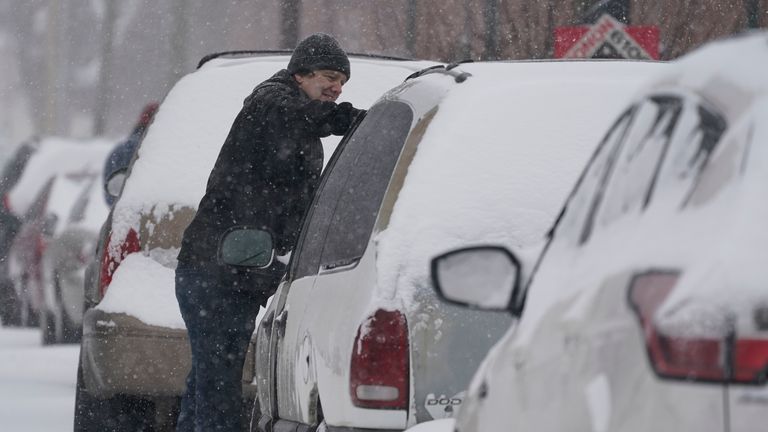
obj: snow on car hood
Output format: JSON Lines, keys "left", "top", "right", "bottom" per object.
{"left": 374, "top": 60, "right": 666, "bottom": 308}
{"left": 97, "top": 253, "right": 273, "bottom": 329}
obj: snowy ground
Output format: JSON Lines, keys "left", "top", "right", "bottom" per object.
{"left": 0, "top": 325, "right": 79, "bottom": 432}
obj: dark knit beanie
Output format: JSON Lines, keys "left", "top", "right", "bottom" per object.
{"left": 287, "top": 33, "right": 351, "bottom": 80}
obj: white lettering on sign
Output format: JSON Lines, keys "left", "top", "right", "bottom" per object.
{"left": 564, "top": 14, "right": 651, "bottom": 60}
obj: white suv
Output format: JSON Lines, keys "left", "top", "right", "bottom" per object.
{"left": 431, "top": 32, "right": 768, "bottom": 432}
{"left": 248, "top": 59, "right": 661, "bottom": 431}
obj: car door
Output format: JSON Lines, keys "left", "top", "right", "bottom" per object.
{"left": 510, "top": 94, "right": 731, "bottom": 431}
{"left": 266, "top": 114, "right": 366, "bottom": 424}
{"left": 495, "top": 107, "right": 638, "bottom": 431}
{"left": 268, "top": 100, "right": 415, "bottom": 425}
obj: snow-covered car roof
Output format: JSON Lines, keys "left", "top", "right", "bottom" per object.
{"left": 115, "top": 54, "right": 437, "bottom": 215}
{"left": 375, "top": 60, "right": 667, "bottom": 303}
{"left": 6, "top": 137, "right": 114, "bottom": 217}
{"left": 645, "top": 31, "right": 767, "bottom": 98}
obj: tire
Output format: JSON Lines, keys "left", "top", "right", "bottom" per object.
{"left": 51, "top": 274, "right": 82, "bottom": 344}
{"left": 0, "top": 277, "right": 21, "bottom": 326}
{"left": 40, "top": 309, "right": 56, "bottom": 345}
{"left": 74, "top": 350, "right": 161, "bottom": 431}
{"left": 18, "top": 277, "right": 39, "bottom": 328}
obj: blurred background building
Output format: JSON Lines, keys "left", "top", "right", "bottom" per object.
{"left": 0, "top": 0, "right": 765, "bottom": 156}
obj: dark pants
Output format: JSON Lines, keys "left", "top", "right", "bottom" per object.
{"left": 175, "top": 268, "right": 264, "bottom": 432}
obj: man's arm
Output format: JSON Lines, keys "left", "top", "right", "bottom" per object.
{"left": 261, "top": 84, "right": 364, "bottom": 136}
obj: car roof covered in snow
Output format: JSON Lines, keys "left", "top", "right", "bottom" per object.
{"left": 7, "top": 137, "right": 113, "bottom": 218}
{"left": 115, "top": 54, "right": 437, "bottom": 216}
{"left": 374, "top": 59, "right": 667, "bottom": 305}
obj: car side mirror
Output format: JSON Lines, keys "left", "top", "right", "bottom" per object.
{"left": 430, "top": 245, "right": 521, "bottom": 314}
{"left": 218, "top": 228, "right": 274, "bottom": 268}
{"left": 106, "top": 169, "right": 128, "bottom": 198}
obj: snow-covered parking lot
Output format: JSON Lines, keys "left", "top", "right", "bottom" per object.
{"left": 0, "top": 326, "right": 79, "bottom": 431}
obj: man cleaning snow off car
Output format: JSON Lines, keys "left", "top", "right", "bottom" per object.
{"left": 174, "top": 33, "right": 365, "bottom": 431}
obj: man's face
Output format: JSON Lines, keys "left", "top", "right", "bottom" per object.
{"left": 295, "top": 69, "right": 347, "bottom": 102}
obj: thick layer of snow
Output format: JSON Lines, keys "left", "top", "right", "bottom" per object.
{"left": 375, "top": 60, "right": 665, "bottom": 306}
{"left": 7, "top": 137, "right": 113, "bottom": 217}
{"left": 0, "top": 327, "right": 79, "bottom": 432}
{"left": 97, "top": 254, "right": 184, "bottom": 328}
{"left": 106, "top": 55, "right": 434, "bottom": 327}
{"left": 97, "top": 253, "right": 273, "bottom": 330}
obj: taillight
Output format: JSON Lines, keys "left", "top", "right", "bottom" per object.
{"left": 98, "top": 228, "right": 140, "bottom": 297}
{"left": 350, "top": 309, "right": 409, "bottom": 409}
{"left": 629, "top": 272, "right": 768, "bottom": 384}
{"left": 2, "top": 193, "right": 11, "bottom": 212}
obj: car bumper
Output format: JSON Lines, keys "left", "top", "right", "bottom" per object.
{"left": 81, "top": 308, "right": 256, "bottom": 398}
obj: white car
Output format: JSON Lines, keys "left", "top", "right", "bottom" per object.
{"left": 430, "top": 32, "right": 768, "bottom": 432}
{"left": 75, "top": 51, "right": 436, "bottom": 431}
{"left": 248, "top": 59, "right": 662, "bottom": 432}
{"left": 4, "top": 138, "right": 112, "bottom": 328}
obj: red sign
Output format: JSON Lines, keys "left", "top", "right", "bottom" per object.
{"left": 554, "top": 14, "right": 659, "bottom": 60}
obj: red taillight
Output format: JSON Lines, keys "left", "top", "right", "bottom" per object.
{"left": 350, "top": 309, "right": 409, "bottom": 409}
{"left": 629, "top": 272, "right": 768, "bottom": 384}
{"left": 98, "top": 228, "right": 140, "bottom": 297}
{"left": 2, "top": 193, "right": 11, "bottom": 212}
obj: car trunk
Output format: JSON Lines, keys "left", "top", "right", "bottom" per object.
{"left": 408, "top": 282, "right": 512, "bottom": 423}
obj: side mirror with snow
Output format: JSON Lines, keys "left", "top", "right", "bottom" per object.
{"left": 430, "top": 245, "right": 521, "bottom": 314}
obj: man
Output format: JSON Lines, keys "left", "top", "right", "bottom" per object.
{"left": 175, "top": 33, "right": 364, "bottom": 431}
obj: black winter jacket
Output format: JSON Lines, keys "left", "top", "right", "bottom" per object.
{"left": 177, "top": 70, "right": 362, "bottom": 289}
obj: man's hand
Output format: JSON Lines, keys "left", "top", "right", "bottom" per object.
{"left": 330, "top": 102, "right": 366, "bottom": 135}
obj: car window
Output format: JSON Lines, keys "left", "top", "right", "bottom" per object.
{"left": 686, "top": 123, "right": 749, "bottom": 207}
{"left": 291, "top": 101, "right": 413, "bottom": 279}
{"left": 319, "top": 101, "right": 413, "bottom": 271}
{"left": 552, "top": 107, "right": 633, "bottom": 247}
{"left": 596, "top": 97, "right": 682, "bottom": 228}
{"left": 290, "top": 115, "right": 365, "bottom": 280}
{"left": 654, "top": 102, "right": 727, "bottom": 209}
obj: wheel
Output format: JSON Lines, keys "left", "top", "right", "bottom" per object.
{"left": 40, "top": 309, "right": 56, "bottom": 345}
{"left": 0, "top": 277, "right": 21, "bottom": 326}
{"left": 73, "top": 350, "right": 159, "bottom": 431}
{"left": 51, "top": 274, "right": 82, "bottom": 344}
{"left": 18, "top": 277, "right": 39, "bottom": 328}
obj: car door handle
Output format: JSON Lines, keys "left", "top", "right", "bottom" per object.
{"left": 260, "top": 311, "right": 275, "bottom": 329}
{"left": 275, "top": 310, "right": 288, "bottom": 337}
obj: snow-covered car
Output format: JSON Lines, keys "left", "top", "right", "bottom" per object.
{"left": 245, "top": 59, "right": 662, "bottom": 432}
{"left": 0, "top": 137, "right": 40, "bottom": 325}
{"left": 4, "top": 138, "right": 112, "bottom": 328}
{"left": 430, "top": 32, "right": 768, "bottom": 432}
{"left": 74, "top": 51, "right": 437, "bottom": 431}
{"left": 40, "top": 175, "right": 109, "bottom": 344}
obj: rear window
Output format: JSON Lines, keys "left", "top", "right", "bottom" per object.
{"left": 292, "top": 101, "right": 413, "bottom": 279}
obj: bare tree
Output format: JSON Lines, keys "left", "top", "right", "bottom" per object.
{"left": 281, "top": 0, "right": 301, "bottom": 49}
{"left": 94, "top": 0, "right": 116, "bottom": 135}
{"left": 632, "top": 0, "right": 750, "bottom": 59}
